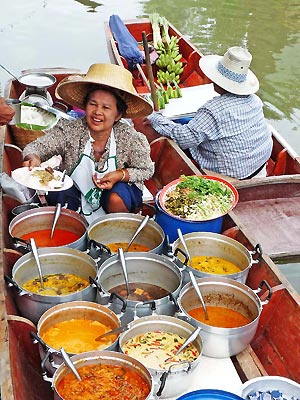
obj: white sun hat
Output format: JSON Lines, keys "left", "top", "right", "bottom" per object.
{"left": 199, "top": 46, "right": 259, "bottom": 95}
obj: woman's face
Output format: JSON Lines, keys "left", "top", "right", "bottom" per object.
{"left": 85, "top": 89, "right": 122, "bottom": 137}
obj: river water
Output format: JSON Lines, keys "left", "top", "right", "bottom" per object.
{"left": 1, "top": 0, "right": 300, "bottom": 151}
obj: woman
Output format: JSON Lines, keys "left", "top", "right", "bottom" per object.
{"left": 22, "top": 63, "right": 154, "bottom": 223}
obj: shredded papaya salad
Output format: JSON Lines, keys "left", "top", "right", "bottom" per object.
{"left": 163, "top": 175, "right": 235, "bottom": 221}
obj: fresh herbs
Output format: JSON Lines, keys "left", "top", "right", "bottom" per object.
{"left": 164, "top": 175, "right": 235, "bottom": 221}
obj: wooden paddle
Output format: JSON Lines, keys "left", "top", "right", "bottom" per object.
{"left": 142, "top": 31, "right": 159, "bottom": 111}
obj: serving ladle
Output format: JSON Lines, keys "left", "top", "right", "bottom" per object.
{"left": 124, "top": 215, "right": 150, "bottom": 252}
{"left": 30, "top": 238, "right": 58, "bottom": 296}
{"left": 175, "top": 326, "right": 201, "bottom": 356}
{"left": 118, "top": 247, "right": 130, "bottom": 297}
{"left": 177, "top": 228, "right": 193, "bottom": 268}
{"left": 60, "top": 347, "right": 82, "bottom": 381}
{"left": 50, "top": 202, "right": 62, "bottom": 239}
{"left": 189, "top": 270, "right": 209, "bottom": 321}
{"left": 30, "top": 238, "right": 44, "bottom": 290}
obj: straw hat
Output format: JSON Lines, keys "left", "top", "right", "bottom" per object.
{"left": 55, "top": 63, "right": 153, "bottom": 118}
{"left": 199, "top": 46, "right": 259, "bottom": 95}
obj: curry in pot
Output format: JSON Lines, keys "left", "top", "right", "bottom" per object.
{"left": 57, "top": 363, "right": 150, "bottom": 400}
{"left": 189, "top": 305, "right": 251, "bottom": 328}
{"left": 107, "top": 242, "right": 150, "bottom": 252}
{"left": 21, "top": 229, "right": 81, "bottom": 247}
{"left": 22, "top": 273, "right": 89, "bottom": 296}
{"left": 189, "top": 255, "right": 241, "bottom": 275}
{"left": 122, "top": 331, "right": 199, "bottom": 370}
{"left": 110, "top": 282, "right": 169, "bottom": 301}
{"left": 41, "top": 319, "right": 116, "bottom": 353}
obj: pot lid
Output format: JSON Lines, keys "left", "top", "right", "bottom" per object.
{"left": 33, "top": 102, "right": 76, "bottom": 121}
{"left": 177, "top": 389, "right": 244, "bottom": 400}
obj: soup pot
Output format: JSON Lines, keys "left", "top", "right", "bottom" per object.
{"left": 171, "top": 232, "right": 261, "bottom": 285}
{"left": 9, "top": 206, "right": 88, "bottom": 252}
{"left": 31, "top": 301, "right": 121, "bottom": 375}
{"left": 5, "top": 247, "right": 97, "bottom": 324}
{"left": 177, "top": 276, "right": 272, "bottom": 358}
{"left": 43, "top": 350, "right": 154, "bottom": 400}
{"left": 119, "top": 314, "right": 203, "bottom": 398}
{"left": 87, "top": 213, "right": 165, "bottom": 261}
{"left": 94, "top": 252, "right": 182, "bottom": 324}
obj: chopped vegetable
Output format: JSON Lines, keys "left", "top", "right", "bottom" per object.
{"left": 163, "top": 175, "right": 235, "bottom": 220}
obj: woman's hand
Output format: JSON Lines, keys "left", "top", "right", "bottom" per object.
{"left": 0, "top": 97, "right": 15, "bottom": 125}
{"left": 93, "top": 170, "right": 127, "bottom": 190}
{"left": 23, "top": 154, "right": 41, "bottom": 169}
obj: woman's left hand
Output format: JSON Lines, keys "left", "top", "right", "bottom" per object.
{"left": 93, "top": 170, "right": 125, "bottom": 190}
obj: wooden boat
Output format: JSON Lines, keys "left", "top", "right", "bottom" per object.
{"left": 1, "top": 65, "right": 300, "bottom": 397}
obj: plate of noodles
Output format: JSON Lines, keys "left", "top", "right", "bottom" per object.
{"left": 12, "top": 167, "right": 73, "bottom": 192}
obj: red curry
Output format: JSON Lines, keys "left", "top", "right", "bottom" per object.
{"left": 57, "top": 363, "right": 150, "bottom": 400}
{"left": 21, "top": 229, "right": 80, "bottom": 247}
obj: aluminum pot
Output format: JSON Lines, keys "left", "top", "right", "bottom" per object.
{"left": 9, "top": 206, "right": 88, "bottom": 252}
{"left": 177, "top": 276, "right": 272, "bottom": 358}
{"left": 94, "top": 252, "right": 182, "bottom": 324}
{"left": 87, "top": 213, "right": 165, "bottom": 261}
{"left": 5, "top": 247, "right": 97, "bottom": 324}
{"left": 32, "top": 301, "right": 121, "bottom": 375}
{"left": 171, "top": 232, "right": 261, "bottom": 285}
{"left": 119, "top": 315, "right": 203, "bottom": 398}
{"left": 44, "top": 350, "right": 154, "bottom": 400}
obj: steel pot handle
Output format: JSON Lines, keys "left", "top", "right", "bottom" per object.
{"left": 250, "top": 243, "right": 263, "bottom": 264}
{"left": 156, "top": 362, "right": 191, "bottom": 397}
{"left": 40, "top": 349, "right": 55, "bottom": 383}
{"left": 174, "top": 247, "right": 189, "bottom": 266}
{"left": 255, "top": 279, "right": 273, "bottom": 305}
{"left": 87, "top": 239, "right": 111, "bottom": 262}
{"left": 109, "top": 292, "right": 127, "bottom": 313}
{"left": 12, "top": 237, "right": 31, "bottom": 252}
{"left": 30, "top": 331, "right": 48, "bottom": 352}
{"left": 4, "top": 275, "right": 22, "bottom": 293}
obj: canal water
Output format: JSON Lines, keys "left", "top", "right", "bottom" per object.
{"left": 1, "top": 0, "right": 300, "bottom": 290}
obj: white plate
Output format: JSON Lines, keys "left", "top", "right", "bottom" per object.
{"left": 12, "top": 167, "right": 73, "bottom": 192}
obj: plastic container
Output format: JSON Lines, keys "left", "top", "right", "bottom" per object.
{"left": 241, "top": 376, "right": 300, "bottom": 399}
{"left": 177, "top": 389, "right": 244, "bottom": 400}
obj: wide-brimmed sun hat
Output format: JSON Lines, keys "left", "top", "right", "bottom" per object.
{"left": 55, "top": 63, "right": 153, "bottom": 118}
{"left": 199, "top": 46, "right": 259, "bottom": 95}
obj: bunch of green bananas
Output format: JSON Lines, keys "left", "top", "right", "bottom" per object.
{"left": 155, "top": 35, "right": 184, "bottom": 86}
{"left": 154, "top": 81, "right": 183, "bottom": 111}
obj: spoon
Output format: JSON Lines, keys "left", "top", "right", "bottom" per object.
{"left": 118, "top": 247, "right": 130, "bottom": 297}
{"left": 50, "top": 203, "right": 62, "bottom": 239}
{"left": 175, "top": 326, "right": 201, "bottom": 356}
{"left": 124, "top": 215, "right": 150, "bottom": 252}
{"left": 189, "top": 270, "right": 209, "bottom": 321}
{"left": 0, "top": 64, "right": 19, "bottom": 82}
{"left": 95, "top": 325, "right": 129, "bottom": 341}
{"left": 177, "top": 228, "right": 193, "bottom": 268}
{"left": 60, "top": 347, "right": 82, "bottom": 381}
{"left": 30, "top": 238, "right": 45, "bottom": 290}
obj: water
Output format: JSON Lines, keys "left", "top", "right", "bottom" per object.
{"left": 1, "top": 0, "right": 300, "bottom": 152}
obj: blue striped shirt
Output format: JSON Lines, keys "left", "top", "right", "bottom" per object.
{"left": 147, "top": 93, "right": 273, "bottom": 179}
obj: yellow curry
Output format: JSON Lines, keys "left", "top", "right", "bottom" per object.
{"left": 189, "top": 255, "right": 241, "bottom": 275}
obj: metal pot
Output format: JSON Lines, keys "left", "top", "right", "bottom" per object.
{"left": 9, "top": 206, "right": 88, "bottom": 252}
{"left": 44, "top": 350, "right": 154, "bottom": 400}
{"left": 171, "top": 232, "right": 261, "bottom": 285}
{"left": 5, "top": 247, "right": 97, "bottom": 324}
{"left": 32, "top": 301, "right": 121, "bottom": 375}
{"left": 177, "top": 276, "right": 272, "bottom": 358}
{"left": 119, "top": 315, "right": 203, "bottom": 398}
{"left": 94, "top": 252, "right": 182, "bottom": 324}
{"left": 87, "top": 213, "right": 165, "bottom": 261}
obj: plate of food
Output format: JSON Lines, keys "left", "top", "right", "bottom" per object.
{"left": 11, "top": 167, "right": 73, "bottom": 192}
{"left": 158, "top": 175, "right": 239, "bottom": 221}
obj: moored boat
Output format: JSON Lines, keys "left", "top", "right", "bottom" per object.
{"left": 1, "top": 53, "right": 300, "bottom": 400}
